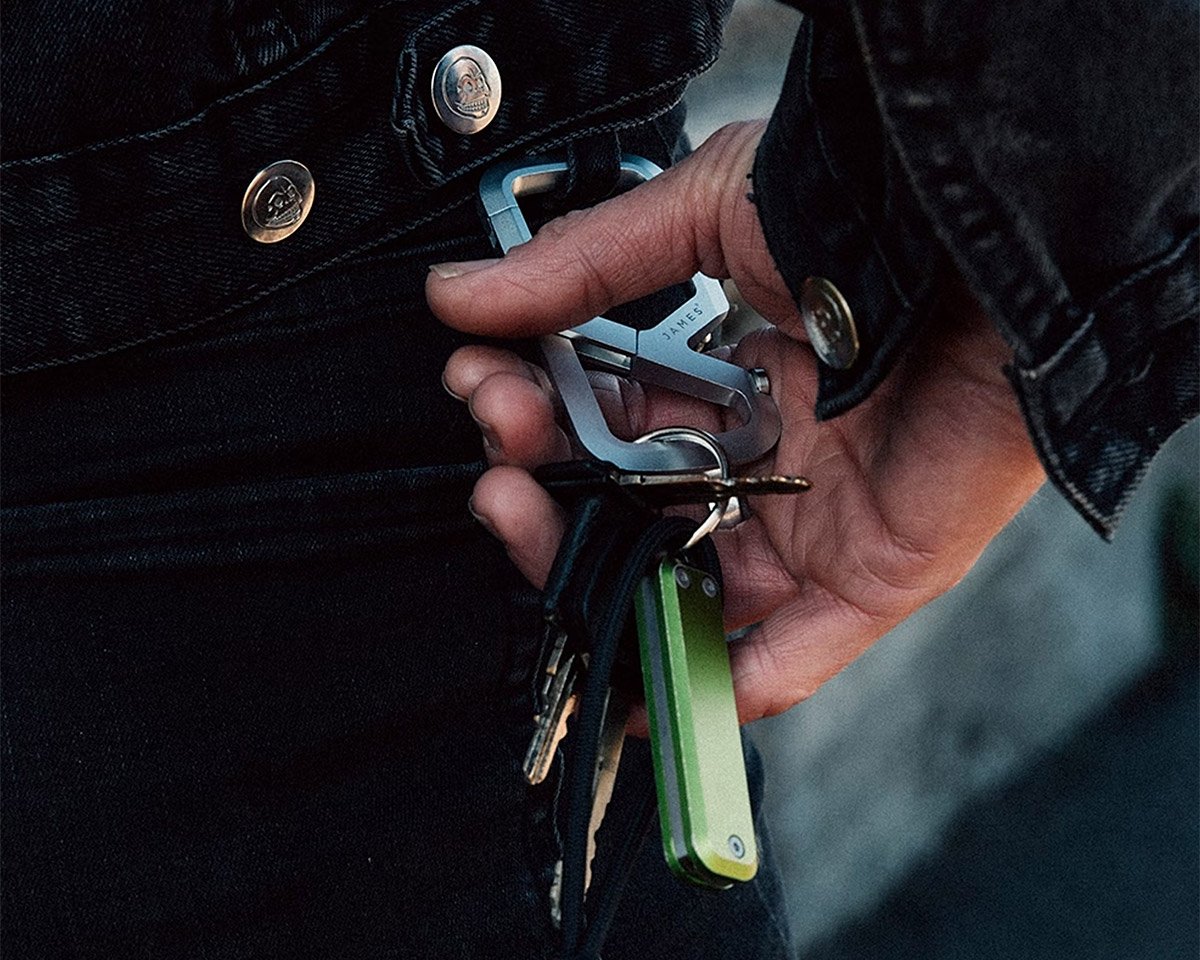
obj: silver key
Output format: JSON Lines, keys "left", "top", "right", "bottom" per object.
{"left": 524, "top": 628, "right": 581, "bottom": 784}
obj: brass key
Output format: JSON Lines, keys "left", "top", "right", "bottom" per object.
{"left": 617, "top": 472, "right": 810, "bottom": 503}
{"left": 584, "top": 685, "right": 629, "bottom": 892}
{"left": 535, "top": 458, "right": 810, "bottom": 509}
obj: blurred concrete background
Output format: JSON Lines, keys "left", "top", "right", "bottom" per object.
{"left": 684, "top": 2, "right": 1200, "bottom": 956}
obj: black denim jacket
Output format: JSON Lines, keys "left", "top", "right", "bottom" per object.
{"left": 754, "top": 0, "right": 1199, "bottom": 538}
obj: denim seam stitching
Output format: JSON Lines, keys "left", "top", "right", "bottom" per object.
{"left": 1013, "top": 228, "right": 1197, "bottom": 425}
{"left": 1018, "top": 229, "right": 1199, "bottom": 384}
{"left": 1091, "top": 228, "right": 1200, "bottom": 313}
{"left": 395, "top": 85, "right": 695, "bottom": 187}
{"left": 849, "top": 1, "right": 1072, "bottom": 361}
{"left": 1009, "top": 371, "right": 1115, "bottom": 537}
{"left": 1, "top": 192, "right": 470, "bottom": 376}
{"left": 0, "top": 1, "right": 402, "bottom": 168}
{"left": 1014, "top": 311, "right": 1096, "bottom": 382}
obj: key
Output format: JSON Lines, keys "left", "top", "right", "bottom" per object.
{"left": 533, "top": 458, "right": 810, "bottom": 511}
{"left": 636, "top": 557, "right": 758, "bottom": 888}
{"left": 523, "top": 637, "right": 580, "bottom": 785}
{"left": 584, "top": 685, "right": 630, "bottom": 893}
{"left": 525, "top": 492, "right": 654, "bottom": 785}
{"left": 536, "top": 457, "right": 810, "bottom": 550}
{"left": 620, "top": 472, "right": 810, "bottom": 501}
{"left": 549, "top": 683, "right": 630, "bottom": 928}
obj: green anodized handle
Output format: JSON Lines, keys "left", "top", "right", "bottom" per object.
{"left": 636, "top": 559, "right": 758, "bottom": 887}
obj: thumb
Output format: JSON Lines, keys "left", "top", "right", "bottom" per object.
{"left": 426, "top": 122, "right": 765, "bottom": 337}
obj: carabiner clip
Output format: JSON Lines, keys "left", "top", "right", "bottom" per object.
{"left": 478, "top": 156, "right": 781, "bottom": 475}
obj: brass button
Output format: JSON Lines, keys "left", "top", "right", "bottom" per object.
{"left": 241, "top": 160, "right": 314, "bottom": 244}
{"left": 431, "top": 44, "right": 501, "bottom": 135}
{"left": 800, "top": 277, "right": 858, "bottom": 369}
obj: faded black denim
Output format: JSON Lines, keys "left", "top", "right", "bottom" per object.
{"left": 755, "top": 1, "right": 1199, "bottom": 538}
{"left": 1, "top": 2, "right": 793, "bottom": 957}
{"left": 0, "top": 0, "right": 727, "bottom": 373}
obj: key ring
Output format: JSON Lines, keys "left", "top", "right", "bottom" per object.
{"left": 633, "top": 426, "right": 741, "bottom": 548}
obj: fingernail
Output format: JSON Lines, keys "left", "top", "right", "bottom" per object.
{"left": 429, "top": 259, "right": 499, "bottom": 280}
{"left": 468, "top": 398, "right": 502, "bottom": 455}
{"left": 480, "top": 423, "right": 502, "bottom": 457}
{"left": 467, "top": 498, "right": 499, "bottom": 537}
{"left": 441, "top": 371, "right": 466, "bottom": 402}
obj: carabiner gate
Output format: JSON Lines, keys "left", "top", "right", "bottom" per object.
{"left": 478, "top": 156, "right": 781, "bottom": 476}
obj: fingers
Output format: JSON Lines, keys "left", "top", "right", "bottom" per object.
{"left": 470, "top": 467, "right": 565, "bottom": 589}
{"left": 470, "top": 372, "right": 570, "bottom": 465}
{"left": 442, "top": 344, "right": 550, "bottom": 401}
{"left": 447, "top": 343, "right": 735, "bottom": 463}
{"left": 447, "top": 347, "right": 567, "bottom": 585}
{"left": 427, "top": 122, "right": 770, "bottom": 338}
{"left": 446, "top": 346, "right": 571, "bottom": 466}
{"left": 428, "top": 169, "right": 710, "bottom": 337}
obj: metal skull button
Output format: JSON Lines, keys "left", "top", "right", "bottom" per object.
{"left": 431, "top": 45, "right": 501, "bottom": 135}
{"left": 800, "top": 276, "right": 859, "bottom": 370}
{"left": 242, "top": 160, "right": 314, "bottom": 243}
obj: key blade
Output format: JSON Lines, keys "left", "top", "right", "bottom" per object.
{"left": 619, "top": 473, "right": 811, "bottom": 504}
{"left": 525, "top": 690, "right": 578, "bottom": 785}
{"left": 725, "top": 475, "right": 812, "bottom": 494}
{"left": 536, "top": 627, "right": 572, "bottom": 714}
{"left": 524, "top": 656, "right": 580, "bottom": 785}
{"left": 585, "top": 687, "right": 630, "bottom": 894}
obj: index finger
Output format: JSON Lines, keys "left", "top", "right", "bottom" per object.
{"left": 425, "top": 155, "right": 722, "bottom": 337}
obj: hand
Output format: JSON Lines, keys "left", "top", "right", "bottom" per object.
{"left": 427, "top": 121, "right": 1045, "bottom": 723}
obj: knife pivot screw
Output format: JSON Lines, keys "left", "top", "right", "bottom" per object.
{"left": 728, "top": 835, "right": 746, "bottom": 859}
{"left": 701, "top": 576, "right": 719, "bottom": 599}
{"left": 674, "top": 567, "right": 692, "bottom": 589}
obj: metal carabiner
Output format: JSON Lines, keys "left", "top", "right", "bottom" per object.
{"left": 478, "top": 156, "right": 781, "bottom": 475}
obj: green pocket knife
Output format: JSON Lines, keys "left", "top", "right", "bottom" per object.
{"left": 636, "top": 558, "right": 758, "bottom": 888}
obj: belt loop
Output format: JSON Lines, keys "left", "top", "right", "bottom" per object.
{"left": 552, "top": 132, "right": 622, "bottom": 208}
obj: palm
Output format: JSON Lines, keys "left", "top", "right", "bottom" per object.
{"left": 586, "top": 287, "right": 1040, "bottom": 717}
{"left": 444, "top": 295, "right": 1040, "bottom": 722}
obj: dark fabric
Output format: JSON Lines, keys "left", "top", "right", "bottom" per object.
{"left": 754, "top": 1, "right": 1200, "bottom": 538}
{"left": 1, "top": 1, "right": 793, "bottom": 957}
{"left": 0, "top": 0, "right": 721, "bottom": 374}
{"left": 552, "top": 132, "right": 625, "bottom": 209}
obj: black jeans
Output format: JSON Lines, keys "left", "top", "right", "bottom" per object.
{"left": 1, "top": 4, "right": 790, "bottom": 955}
{"left": 2, "top": 237, "right": 791, "bottom": 958}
